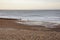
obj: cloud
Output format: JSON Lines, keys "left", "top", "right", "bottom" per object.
{"left": 0, "top": 0, "right": 60, "bottom": 10}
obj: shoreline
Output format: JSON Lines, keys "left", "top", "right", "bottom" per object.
{"left": 0, "top": 18, "right": 45, "bottom": 30}
{"left": 0, "top": 18, "right": 60, "bottom": 29}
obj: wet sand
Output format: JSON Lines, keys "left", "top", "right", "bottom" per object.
{"left": 0, "top": 18, "right": 60, "bottom": 40}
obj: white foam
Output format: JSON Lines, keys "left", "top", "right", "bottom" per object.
{"left": 0, "top": 16, "right": 20, "bottom": 19}
{"left": 0, "top": 16, "right": 60, "bottom": 22}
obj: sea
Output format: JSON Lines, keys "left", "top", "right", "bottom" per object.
{"left": 0, "top": 10, "right": 60, "bottom": 21}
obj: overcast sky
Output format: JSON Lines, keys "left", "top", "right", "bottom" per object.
{"left": 0, "top": 0, "right": 60, "bottom": 10}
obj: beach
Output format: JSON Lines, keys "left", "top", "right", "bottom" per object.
{"left": 0, "top": 18, "right": 60, "bottom": 40}
{"left": 0, "top": 10, "right": 60, "bottom": 40}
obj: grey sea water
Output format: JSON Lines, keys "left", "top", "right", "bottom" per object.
{"left": 0, "top": 10, "right": 60, "bottom": 21}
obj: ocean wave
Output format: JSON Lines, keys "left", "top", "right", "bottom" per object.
{"left": 0, "top": 16, "right": 60, "bottom": 21}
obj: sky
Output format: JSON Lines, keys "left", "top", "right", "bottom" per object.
{"left": 0, "top": 0, "right": 60, "bottom": 10}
